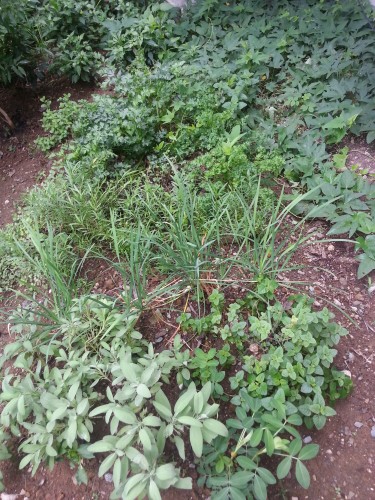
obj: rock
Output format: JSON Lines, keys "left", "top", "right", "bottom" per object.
{"left": 327, "top": 244, "right": 335, "bottom": 252}
{"left": 303, "top": 436, "right": 312, "bottom": 444}
{"left": 155, "top": 337, "right": 164, "bottom": 343}
{"left": 326, "top": 449, "right": 332, "bottom": 454}
{"left": 1, "top": 495, "right": 18, "bottom": 500}
{"left": 339, "top": 278, "right": 347, "bottom": 286}
{"left": 344, "top": 426, "right": 352, "bottom": 436}
{"left": 347, "top": 492, "right": 355, "bottom": 499}
{"left": 371, "top": 426, "right": 375, "bottom": 438}
{"left": 19, "top": 491, "right": 29, "bottom": 497}
{"left": 291, "top": 497, "right": 299, "bottom": 500}
{"left": 104, "top": 473, "right": 113, "bottom": 483}
{"left": 354, "top": 422, "right": 363, "bottom": 428}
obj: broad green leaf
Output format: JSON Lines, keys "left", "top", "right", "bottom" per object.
{"left": 249, "top": 428, "right": 263, "bottom": 447}
{"left": 98, "top": 453, "right": 116, "bottom": 477}
{"left": 137, "top": 384, "right": 151, "bottom": 399}
{"left": 190, "top": 426, "right": 203, "bottom": 457}
{"left": 174, "top": 477, "right": 193, "bottom": 489}
{"left": 177, "top": 416, "right": 202, "bottom": 427}
{"left": 298, "top": 444, "right": 319, "bottom": 461}
{"left": 253, "top": 475, "right": 267, "bottom": 500}
{"left": 149, "top": 479, "right": 162, "bottom": 500}
{"left": 174, "top": 435, "right": 185, "bottom": 460}
{"left": 202, "top": 419, "right": 228, "bottom": 437}
{"left": 88, "top": 440, "right": 114, "bottom": 453}
{"left": 75, "top": 466, "right": 88, "bottom": 485}
{"left": 277, "top": 456, "right": 292, "bottom": 479}
{"left": 155, "top": 463, "right": 177, "bottom": 481}
{"left": 263, "top": 428, "right": 275, "bottom": 455}
{"left": 295, "top": 460, "right": 310, "bottom": 489}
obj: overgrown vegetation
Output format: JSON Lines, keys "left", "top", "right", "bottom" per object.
{"left": 1, "top": 0, "right": 374, "bottom": 498}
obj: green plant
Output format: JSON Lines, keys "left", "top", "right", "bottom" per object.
{"left": 198, "top": 389, "right": 320, "bottom": 500}
{"left": 52, "top": 33, "right": 103, "bottom": 83}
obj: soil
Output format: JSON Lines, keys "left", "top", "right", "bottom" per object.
{"left": 0, "top": 84, "right": 374, "bottom": 500}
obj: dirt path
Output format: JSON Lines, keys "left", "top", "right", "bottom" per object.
{"left": 0, "top": 85, "right": 374, "bottom": 500}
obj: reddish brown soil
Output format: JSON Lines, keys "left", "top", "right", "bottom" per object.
{"left": 0, "top": 84, "right": 374, "bottom": 500}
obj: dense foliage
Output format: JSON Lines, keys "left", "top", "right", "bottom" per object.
{"left": 0, "top": 0, "right": 373, "bottom": 498}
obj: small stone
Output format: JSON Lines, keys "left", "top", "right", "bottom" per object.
{"left": 303, "top": 436, "right": 312, "bottom": 444}
{"left": 326, "top": 449, "right": 332, "bottom": 454}
{"left": 4, "top": 200, "right": 9, "bottom": 205}
{"left": 371, "top": 426, "right": 375, "bottom": 438}
{"left": 291, "top": 497, "right": 299, "bottom": 500}
{"left": 38, "top": 479, "right": 45, "bottom": 487}
{"left": 155, "top": 337, "right": 164, "bottom": 343}
{"left": 188, "top": 463, "right": 196, "bottom": 469}
{"left": 327, "top": 244, "right": 335, "bottom": 252}
{"left": 354, "top": 421, "right": 363, "bottom": 428}
{"left": 19, "top": 491, "right": 29, "bottom": 497}
{"left": 104, "top": 473, "right": 113, "bottom": 483}
{"left": 344, "top": 426, "right": 352, "bottom": 436}
{"left": 72, "top": 475, "right": 78, "bottom": 485}
{"left": 339, "top": 278, "right": 347, "bottom": 286}
{"left": 249, "top": 344, "right": 259, "bottom": 355}
{"left": 347, "top": 492, "right": 355, "bottom": 499}
{"left": 1, "top": 495, "right": 18, "bottom": 500}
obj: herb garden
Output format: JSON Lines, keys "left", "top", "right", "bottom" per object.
{"left": 0, "top": 1, "right": 374, "bottom": 499}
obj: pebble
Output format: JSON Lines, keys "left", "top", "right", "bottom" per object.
{"left": 354, "top": 422, "right": 363, "bottom": 428}
{"left": 347, "top": 492, "right": 355, "bottom": 499}
{"left": 344, "top": 426, "right": 352, "bottom": 436}
{"left": 371, "top": 426, "right": 375, "bottom": 438}
{"left": 303, "top": 436, "right": 312, "bottom": 444}
{"left": 155, "top": 337, "right": 164, "bottom": 343}
{"left": 104, "top": 473, "right": 113, "bottom": 483}
{"left": 326, "top": 449, "right": 333, "bottom": 454}
{"left": 327, "top": 244, "right": 335, "bottom": 251}
{"left": 339, "top": 278, "right": 347, "bottom": 286}
{"left": 1, "top": 495, "right": 18, "bottom": 500}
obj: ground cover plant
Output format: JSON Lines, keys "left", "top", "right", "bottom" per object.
{"left": 0, "top": 0, "right": 374, "bottom": 498}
